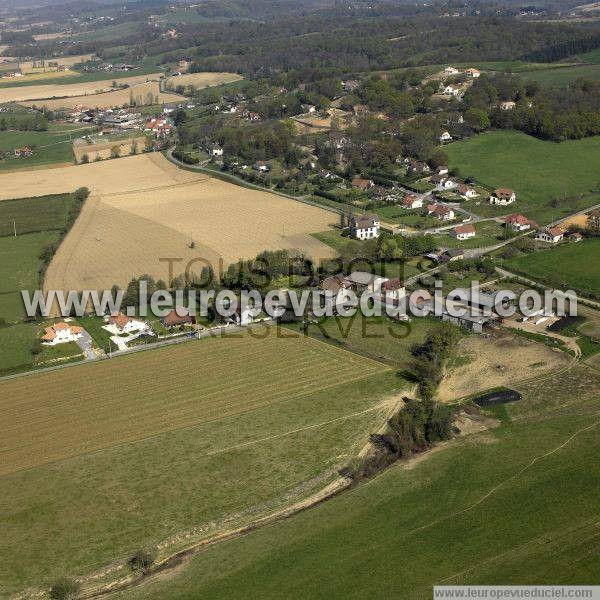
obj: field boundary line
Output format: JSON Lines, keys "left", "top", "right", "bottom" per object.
{"left": 435, "top": 519, "right": 600, "bottom": 585}
{"left": 202, "top": 403, "right": 387, "bottom": 458}
{"left": 403, "top": 416, "right": 600, "bottom": 537}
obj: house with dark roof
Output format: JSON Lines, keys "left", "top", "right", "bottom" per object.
{"left": 349, "top": 214, "right": 380, "bottom": 240}
{"left": 489, "top": 188, "right": 516, "bottom": 205}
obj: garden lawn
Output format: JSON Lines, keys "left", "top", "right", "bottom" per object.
{"left": 506, "top": 238, "right": 600, "bottom": 299}
{"left": 445, "top": 131, "right": 600, "bottom": 224}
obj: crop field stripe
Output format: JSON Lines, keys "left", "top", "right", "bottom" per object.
{"left": 0, "top": 334, "right": 390, "bottom": 475}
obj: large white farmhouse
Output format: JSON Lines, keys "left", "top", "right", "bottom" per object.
{"left": 41, "top": 322, "right": 84, "bottom": 345}
{"left": 349, "top": 214, "right": 380, "bottom": 240}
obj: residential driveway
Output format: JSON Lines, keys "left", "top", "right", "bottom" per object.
{"left": 76, "top": 331, "right": 95, "bottom": 360}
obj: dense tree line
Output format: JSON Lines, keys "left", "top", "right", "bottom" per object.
{"left": 465, "top": 73, "right": 600, "bottom": 141}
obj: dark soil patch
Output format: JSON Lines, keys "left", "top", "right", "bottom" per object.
{"left": 473, "top": 388, "right": 522, "bottom": 407}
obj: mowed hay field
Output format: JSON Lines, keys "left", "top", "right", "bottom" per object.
{"left": 40, "top": 155, "right": 335, "bottom": 292}
{"left": 0, "top": 73, "right": 163, "bottom": 103}
{"left": 165, "top": 71, "right": 243, "bottom": 88}
{"left": 0, "top": 152, "right": 200, "bottom": 199}
{"left": 21, "top": 80, "right": 182, "bottom": 110}
{"left": 0, "top": 332, "right": 398, "bottom": 594}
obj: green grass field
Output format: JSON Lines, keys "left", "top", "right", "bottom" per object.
{"left": 520, "top": 63, "right": 600, "bottom": 87}
{"left": 576, "top": 48, "right": 600, "bottom": 64}
{"left": 287, "top": 315, "right": 442, "bottom": 368}
{"left": 506, "top": 238, "right": 600, "bottom": 298}
{"left": 0, "top": 330, "right": 407, "bottom": 596}
{"left": 0, "top": 193, "right": 74, "bottom": 236}
{"left": 0, "top": 123, "right": 92, "bottom": 171}
{"left": 108, "top": 364, "right": 600, "bottom": 599}
{"left": 445, "top": 131, "right": 600, "bottom": 224}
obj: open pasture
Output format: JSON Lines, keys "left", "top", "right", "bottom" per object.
{"left": 0, "top": 72, "right": 162, "bottom": 103}
{"left": 0, "top": 332, "right": 397, "bottom": 595}
{"left": 445, "top": 131, "right": 600, "bottom": 224}
{"left": 165, "top": 71, "right": 243, "bottom": 89}
{"left": 41, "top": 154, "right": 335, "bottom": 292}
{"left": 108, "top": 368, "right": 600, "bottom": 600}
{"left": 506, "top": 238, "right": 600, "bottom": 298}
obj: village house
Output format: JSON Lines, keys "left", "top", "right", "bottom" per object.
{"left": 500, "top": 101, "right": 516, "bottom": 111}
{"left": 439, "top": 131, "right": 453, "bottom": 142}
{"left": 253, "top": 161, "right": 270, "bottom": 173}
{"left": 342, "top": 79, "right": 360, "bottom": 93}
{"left": 536, "top": 227, "right": 564, "bottom": 244}
{"left": 345, "top": 271, "right": 387, "bottom": 294}
{"left": 428, "top": 204, "right": 455, "bottom": 221}
{"left": 144, "top": 117, "right": 172, "bottom": 137}
{"left": 571, "top": 232, "right": 583, "bottom": 242}
{"left": 106, "top": 313, "right": 146, "bottom": 334}
{"left": 349, "top": 214, "right": 380, "bottom": 240}
{"left": 451, "top": 224, "right": 476, "bottom": 240}
{"left": 457, "top": 183, "right": 477, "bottom": 199}
{"left": 163, "top": 102, "right": 180, "bottom": 115}
{"left": 441, "top": 85, "right": 459, "bottom": 97}
{"left": 407, "top": 159, "right": 431, "bottom": 175}
{"left": 401, "top": 194, "right": 424, "bottom": 209}
{"left": 489, "top": 188, "right": 516, "bottom": 205}
{"left": 588, "top": 209, "right": 600, "bottom": 227}
{"left": 328, "top": 131, "right": 351, "bottom": 150}
{"left": 444, "top": 66, "right": 460, "bottom": 75}
{"left": 41, "top": 322, "right": 84, "bottom": 346}
{"left": 436, "top": 166, "right": 449, "bottom": 175}
{"left": 13, "top": 146, "right": 33, "bottom": 158}
{"left": 209, "top": 143, "right": 224, "bottom": 157}
{"left": 464, "top": 68, "right": 480, "bottom": 78}
{"left": 439, "top": 248, "right": 464, "bottom": 262}
{"left": 301, "top": 103, "right": 316, "bottom": 113}
{"left": 505, "top": 213, "right": 534, "bottom": 232}
{"left": 351, "top": 177, "right": 374, "bottom": 191}
{"left": 162, "top": 308, "right": 195, "bottom": 328}
{"left": 382, "top": 278, "right": 406, "bottom": 302}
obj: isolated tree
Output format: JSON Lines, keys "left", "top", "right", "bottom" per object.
{"left": 49, "top": 576, "right": 80, "bottom": 600}
{"left": 80, "top": 153, "right": 89, "bottom": 164}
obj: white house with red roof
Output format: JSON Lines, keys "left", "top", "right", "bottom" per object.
{"left": 451, "top": 224, "right": 476, "bottom": 240}
{"left": 428, "top": 204, "right": 455, "bottom": 221}
{"left": 536, "top": 227, "right": 564, "bottom": 244}
{"left": 505, "top": 214, "right": 533, "bottom": 232}
{"left": 401, "top": 194, "right": 424, "bottom": 209}
{"left": 104, "top": 313, "right": 147, "bottom": 335}
{"left": 41, "top": 322, "right": 84, "bottom": 346}
{"left": 489, "top": 188, "right": 516, "bottom": 205}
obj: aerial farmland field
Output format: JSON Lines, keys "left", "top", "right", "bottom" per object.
{"left": 506, "top": 238, "right": 600, "bottom": 298}
{"left": 0, "top": 331, "right": 402, "bottom": 595}
{"left": 164, "top": 71, "right": 243, "bottom": 89}
{"left": 445, "top": 131, "right": 600, "bottom": 224}
{"left": 0, "top": 73, "right": 164, "bottom": 103}
{"left": 21, "top": 80, "right": 183, "bottom": 110}
{"left": 107, "top": 364, "right": 600, "bottom": 600}
{"left": 40, "top": 155, "right": 335, "bottom": 293}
